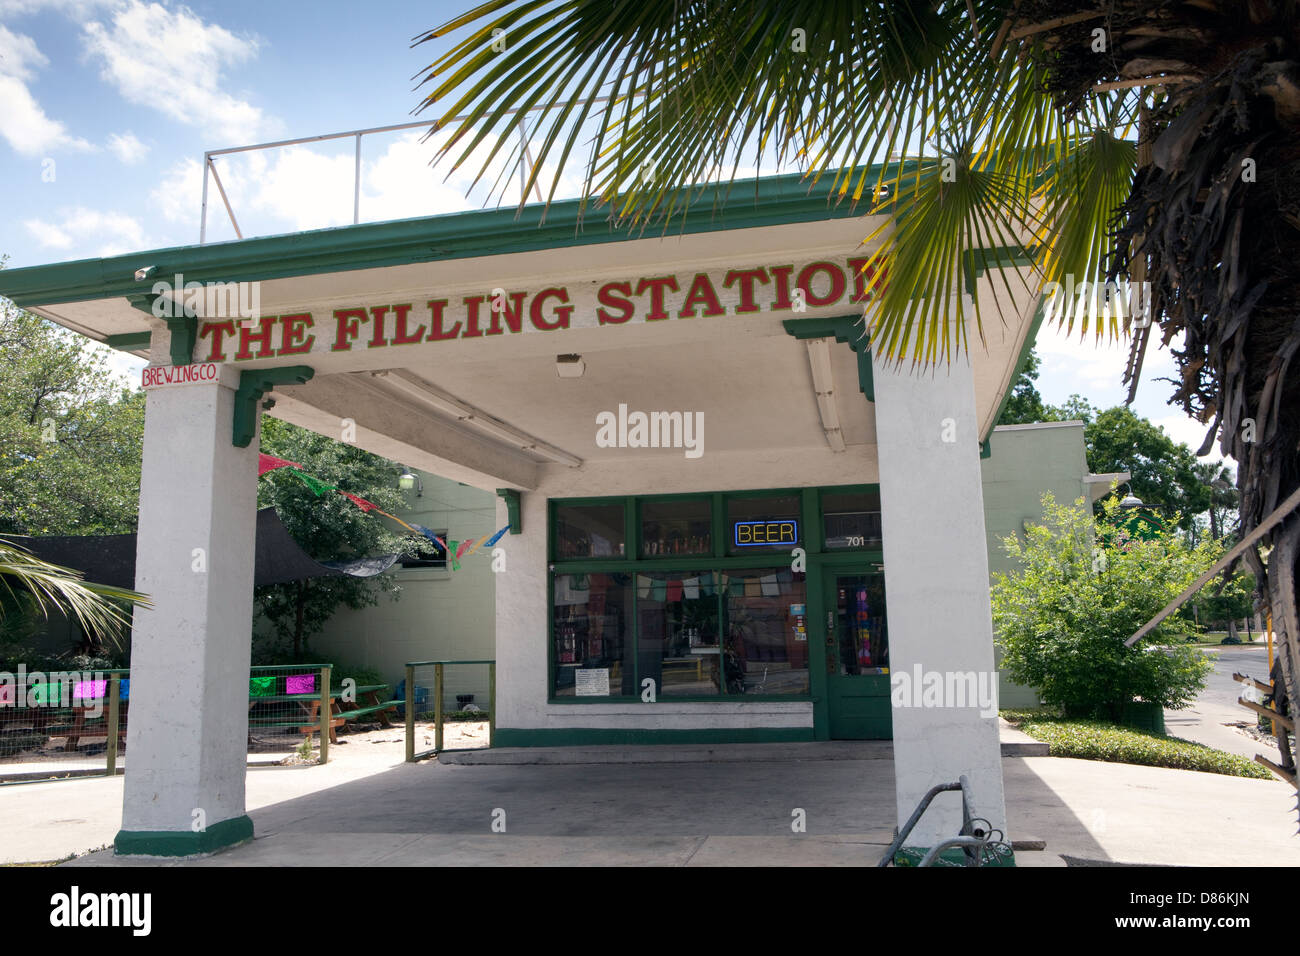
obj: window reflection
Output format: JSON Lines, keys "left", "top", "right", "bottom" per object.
{"left": 553, "top": 573, "right": 634, "bottom": 697}
{"left": 724, "top": 570, "right": 808, "bottom": 695}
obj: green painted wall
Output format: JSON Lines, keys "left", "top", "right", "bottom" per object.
{"left": 980, "top": 421, "right": 1093, "bottom": 709}
{"left": 307, "top": 472, "right": 496, "bottom": 708}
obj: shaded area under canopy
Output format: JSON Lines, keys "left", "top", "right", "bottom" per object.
{"left": 14, "top": 508, "right": 400, "bottom": 589}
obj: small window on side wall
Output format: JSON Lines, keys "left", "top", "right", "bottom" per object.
{"left": 400, "top": 530, "right": 449, "bottom": 569}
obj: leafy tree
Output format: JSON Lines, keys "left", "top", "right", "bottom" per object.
{"left": 993, "top": 493, "right": 1215, "bottom": 720}
{"left": 997, "top": 358, "right": 1224, "bottom": 535}
{"left": 416, "top": 0, "right": 1300, "bottom": 755}
{"left": 1192, "top": 460, "right": 1240, "bottom": 544}
{"left": 1084, "top": 407, "right": 1211, "bottom": 534}
{"left": 0, "top": 295, "right": 144, "bottom": 535}
{"left": 997, "top": 349, "right": 1050, "bottom": 425}
{"left": 0, "top": 263, "right": 148, "bottom": 648}
{"left": 253, "top": 416, "right": 416, "bottom": 660}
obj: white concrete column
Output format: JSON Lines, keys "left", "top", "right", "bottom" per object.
{"left": 116, "top": 357, "right": 260, "bottom": 856}
{"left": 493, "top": 488, "right": 549, "bottom": 738}
{"left": 872, "top": 345, "right": 1009, "bottom": 856}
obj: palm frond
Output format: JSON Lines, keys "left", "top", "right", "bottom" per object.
{"left": 0, "top": 537, "right": 150, "bottom": 647}
{"left": 414, "top": 0, "right": 1136, "bottom": 364}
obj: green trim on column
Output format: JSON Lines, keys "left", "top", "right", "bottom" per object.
{"left": 801, "top": 488, "right": 830, "bottom": 741}
{"left": 493, "top": 727, "right": 814, "bottom": 747}
{"left": 496, "top": 488, "right": 522, "bottom": 534}
{"left": 892, "top": 846, "right": 1017, "bottom": 867}
{"left": 114, "top": 814, "right": 253, "bottom": 857}
{"left": 782, "top": 314, "right": 874, "bottom": 401}
{"left": 979, "top": 439, "right": 992, "bottom": 460}
{"left": 233, "top": 366, "right": 315, "bottom": 447}
{"left": 128, "top": 293, "right": 197, "bottom": 366}
{"left": 104, "top": 331, "right": 152, "bottom": 351}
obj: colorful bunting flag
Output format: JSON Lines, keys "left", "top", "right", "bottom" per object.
{"left": 257, "top": 458, "right": 505, "bottom": 571}
{"left": 257, "top": 453, "right": 302, "bottom": 476}
{"left": 339, "top": 491, "right": 379, "bottom": 512}
{"left": 409, "top": 523, "right": 448, "bottom": 553}
{"left": 287, "top": 468, "right": 337, "bottom": 497}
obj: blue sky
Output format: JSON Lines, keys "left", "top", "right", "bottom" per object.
{"left": 0, "top": 0, "right": 1225, "bottom": 465}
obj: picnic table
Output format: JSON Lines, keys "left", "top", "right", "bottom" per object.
{"left": 0, "top": 678, "right": 128, "bottom": 751}
{"left": 246, "top": 682, "right": 401, "bottom": 744}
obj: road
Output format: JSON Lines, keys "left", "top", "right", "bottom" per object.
{"left": 1163, "top": 642, "right": 1285, "bottom": 763}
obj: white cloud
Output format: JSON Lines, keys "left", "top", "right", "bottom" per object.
{"left": 148, "top": 155, "right": 203, "bottom": 229}
{"left": 0, "top": 25, "right": 94, "bottom": 156}
{"left": 106, "top": 130, "right": 146, "bottom": 164}
{"left": 24, "top": 206, "right": 146, "bottom": 257}
{"left": 82, "top": 0, "right": 272, "bottom": 143}
{"left": 0, "top": 0, "right": 115, "bottom": 15}
{"left": 0, "top": 23, "right": 46, "bottom": 79}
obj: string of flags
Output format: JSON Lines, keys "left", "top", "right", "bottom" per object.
{"left": 257, "top": 453, "right": 509, "bottom": 570}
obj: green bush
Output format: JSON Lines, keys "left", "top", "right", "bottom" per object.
{"left": 1002, "top": 709, "right": 1270, "bottom": 779}
{"left": 993, "top": 494, "right": 1216, "bottom": 721}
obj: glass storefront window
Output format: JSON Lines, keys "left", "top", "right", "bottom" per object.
{"left": 726, "top": 495, "right": 801, "bottom": 555}
{"left": 636, "top": 571, "right": 721, "bottom": 697}
{"left": 552, "top": 573, "right": 634, "bottom": 697}
{"left": 554, "top": 503, "right": 626, "bottom": 559}
{"left": 724, "top": 570, "right": 808, "bottom": 695}
{"left": 822, "top": 490, "right": 882, "bottom": 550}
{"left": 640, "top": 498, "right": 711, "bottom": 557}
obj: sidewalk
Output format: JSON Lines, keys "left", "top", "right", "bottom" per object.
{"left": 0, "top": 737, "right": 1291, "bottom": 866}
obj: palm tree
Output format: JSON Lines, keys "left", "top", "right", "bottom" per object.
{"left": 0, "top": 537, "right": 149, "bottom": 648}
{"left": 412, "top": 1, "right": 1300, "bottom": 760}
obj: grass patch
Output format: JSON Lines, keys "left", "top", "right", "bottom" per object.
{"left": 1001, "top": 709, "right": 1271, "bottom": 780}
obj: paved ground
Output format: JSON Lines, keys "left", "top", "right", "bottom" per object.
{"left": 1165, "top": 643, "right": 1284, "bottom": 763}
{"left": 3, "top": 733, "right": 1297, "bottom": 867}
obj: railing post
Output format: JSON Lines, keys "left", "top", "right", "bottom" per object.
{"left": 353, "top": 132, "right": 362, "bottom": 224}
{"left": 319, "top": 665, "right": 331, "bottom": 765}
{"left": 488, "top": 661, "right": 495, "bottom": 747}
{"left": 105, "top": 674, "right": 121, "bottom": 776}
{"left": 434, "top": 663, "right": 444, "bottom": 754}
{"left": 405, "top": 664, "right": 415, "bottom": 763}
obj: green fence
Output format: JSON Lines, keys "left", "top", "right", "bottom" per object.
{"left": 0, "top": 669, "right": 130, "bottom": 782}
{"left": 404, "top": 660, "right": 495, "bottom": 761}
{"left": 0, "top": 664, "right": 340, "bottom": 784}
{"left": 246, "top": 664, "right": 335, "bottom": 765}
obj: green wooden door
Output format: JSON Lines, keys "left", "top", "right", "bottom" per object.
{"left": 825, "top": 571, "right": 892, "bottom": 739}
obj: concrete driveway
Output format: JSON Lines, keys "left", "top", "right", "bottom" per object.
{"left": 1, "top": 739, "right": 1295, "bottom": 867}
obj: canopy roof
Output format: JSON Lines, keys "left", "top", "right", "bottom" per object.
{"left": 16, "top": 508, "right": 399, "bottom": 589}
{"left": 0, "top": 170, "right": 1044, "bottom": 492}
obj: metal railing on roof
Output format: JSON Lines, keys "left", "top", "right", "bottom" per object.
{"left": 198, "top": 99, "right": 620, "bottom": 245}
